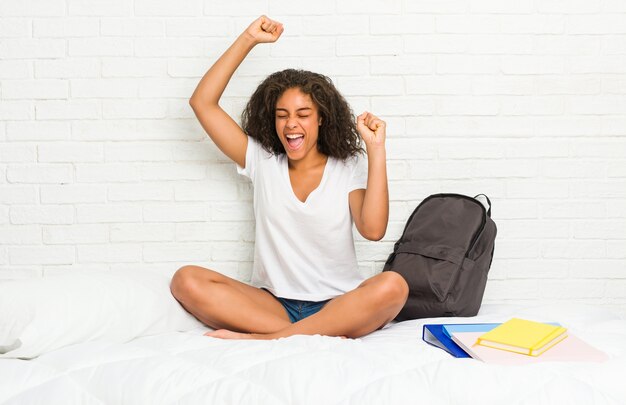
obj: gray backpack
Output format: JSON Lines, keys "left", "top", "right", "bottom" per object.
{"left": 383, "top": 193, "right": 497, "bottom": 321}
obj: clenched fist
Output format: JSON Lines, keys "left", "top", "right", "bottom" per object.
{"left": 357, "top": 112, "right": 386, "bottom": 150}
{"left": 244, "top": 15, "right": 284, "bottom": 44}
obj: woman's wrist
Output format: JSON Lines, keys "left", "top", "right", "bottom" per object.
{"left": 238, "top": 30, "right": 259, "bottom": 50}
{"left": 365, "top": 144, "right": 387, "bottom": 159}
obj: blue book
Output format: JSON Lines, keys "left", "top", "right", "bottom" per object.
{"left": 422, "top": 324, "right": 470, "bottom": 358}
{"left": 423, "top": 322, "right": 508, "bottom": 358}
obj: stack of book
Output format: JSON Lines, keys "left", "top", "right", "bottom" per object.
{"left": 422, "top": 317, "right": 608, "bottom": 365}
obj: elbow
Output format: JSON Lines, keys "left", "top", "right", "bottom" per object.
{"left": 362, "top": 226, "right": 387, "bottom": 242}
{"left": 358, "top": 215, "right": 388, "bottom": 241}
{"left": 189, "top": 93, "right": 208, "bottom": 111}
{"left": 189, "top": 97, "right": 219, "bottom": 114}
{"left": 367, "top": 232, "right": 386, "bottom": 242}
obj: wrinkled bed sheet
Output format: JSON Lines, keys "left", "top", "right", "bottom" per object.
{"left": 1, "top": 303, "right": 625, "bottom": 405}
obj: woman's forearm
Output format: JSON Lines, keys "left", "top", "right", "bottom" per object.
{"left": 190, "top": 32, "right": 257, "bottom": 107}
{"left": 360, "top": 147, "right": 389, "bottom": 240}
{"left": 190, "top": 16, "right": 283, "bottom": 107}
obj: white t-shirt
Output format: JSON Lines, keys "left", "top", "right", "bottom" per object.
{"left": 237, "top": 136, "right": 368, "bottom": 301}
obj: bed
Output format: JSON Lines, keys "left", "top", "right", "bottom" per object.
{"left": 1, "top": 270, "right": 625, "bottom": 405}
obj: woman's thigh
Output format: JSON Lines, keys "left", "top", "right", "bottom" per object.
{"left": 172, "top": 265, "right": 291, "bottom": 324}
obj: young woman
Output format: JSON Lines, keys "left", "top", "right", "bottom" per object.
{"left": 170, "top": 16, "right": 409, "bottom": 340}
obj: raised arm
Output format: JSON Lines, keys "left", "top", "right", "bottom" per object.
{"left": 189, "top": 16, "right": 284, "bottom": 168}
{"left": 349, "top": 112, "right": 389, "bottom": 241}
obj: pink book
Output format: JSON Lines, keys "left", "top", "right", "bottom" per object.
{"left": 451, "top": 331, "right": 608, "bottom": 365}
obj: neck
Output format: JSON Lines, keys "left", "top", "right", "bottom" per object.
{"left": 288, "top": 150, "right": 328, "bottom": 171}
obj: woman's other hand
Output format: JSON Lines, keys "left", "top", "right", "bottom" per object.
{"left": 357, "top": 112, "right": 386, "bottom": 150}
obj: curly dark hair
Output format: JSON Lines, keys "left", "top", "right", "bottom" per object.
{"left": 241, "top": 69, "right": 364, "bottom": 160}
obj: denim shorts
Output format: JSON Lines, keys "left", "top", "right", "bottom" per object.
{"left": 263, "top": 289, "right": 330, "bottom": 323}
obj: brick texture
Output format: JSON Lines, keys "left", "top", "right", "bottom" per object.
{"left": 1, "top": 1, "right": 625, "bottom": 314}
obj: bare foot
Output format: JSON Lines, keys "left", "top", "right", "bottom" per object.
{"left": 204, "top": 329, "right": 257, "bottom": 340}
{"left": 204, "top": 329, "right": 350, "bottom": 340}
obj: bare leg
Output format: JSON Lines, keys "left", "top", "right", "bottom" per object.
{"left": 170, "top": 265, "right": 291, "bottom": 334}
{"left": 208, "top": 271, "right": 409, "bottom": 340}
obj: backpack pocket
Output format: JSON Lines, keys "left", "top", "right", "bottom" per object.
{"left": 390, "top": 243, "right": 469, "bottom": 302}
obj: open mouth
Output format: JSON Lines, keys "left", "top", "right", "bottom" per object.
{"left": 285, "top": 133, "right": 304, "bottom": 150}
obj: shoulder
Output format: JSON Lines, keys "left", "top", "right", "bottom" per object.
{"left": 335, "top": 152, "right": 365, "bottom": 171}
{"left": 247, "top": 136, "right": 279, "bottom": 161}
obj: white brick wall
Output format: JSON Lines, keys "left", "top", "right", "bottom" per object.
{"left": 1, "top": 1, "right": 625, "bottom": 315}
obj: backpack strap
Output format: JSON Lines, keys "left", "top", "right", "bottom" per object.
{"left": 474, "top": 194, "right": 492, "bottom": 217}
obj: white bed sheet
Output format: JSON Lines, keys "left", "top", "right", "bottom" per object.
{"left": 1, "top": 303, "right": 625, "bottom": 405}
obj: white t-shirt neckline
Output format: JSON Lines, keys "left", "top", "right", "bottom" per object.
{"left": 280, "top": 154, "right": 335, "bottom": 206}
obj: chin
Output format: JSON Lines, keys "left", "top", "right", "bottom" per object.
{"left": 285, "top": 151, "right": 304, "bottom": 161}
{"left": 283, "top": 144, "right": 306, "bottom": 159}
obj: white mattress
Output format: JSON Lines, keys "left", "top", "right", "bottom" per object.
{"left": 1, "top": 303, "right": 625, "bottom": 405}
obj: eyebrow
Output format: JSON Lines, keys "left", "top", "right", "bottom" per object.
{"left": 275, "top": 107, "right": 313, "bottom": 112}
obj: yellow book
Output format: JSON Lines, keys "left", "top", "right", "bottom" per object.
{"left": 475, "top": 318, "right": 568, "bottom": 357}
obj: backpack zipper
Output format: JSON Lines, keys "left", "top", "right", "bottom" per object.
{"left": 392, "top": 193, "right": 487, "bottom": 260}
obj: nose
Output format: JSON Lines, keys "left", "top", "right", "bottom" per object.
{"left": 285, "top": 115, "right": 298, "bottom": 129}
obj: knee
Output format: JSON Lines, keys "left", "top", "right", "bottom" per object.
{"left": 373, "top": 272, "right": 409, "bottom": 308}
{"left": 170, "top": 265, "right": 203, "bottom": 302}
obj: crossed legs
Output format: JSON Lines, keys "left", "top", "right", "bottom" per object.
{"left": 170, "top": 265, "right": 409, "bottom": 340}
